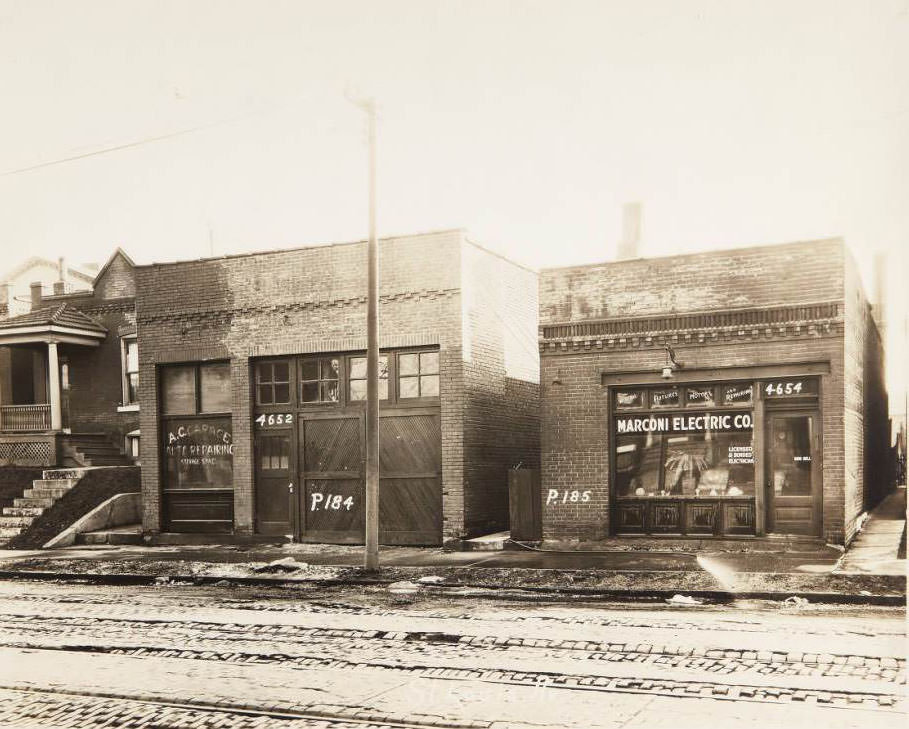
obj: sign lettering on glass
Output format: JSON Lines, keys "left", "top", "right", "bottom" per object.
{"left": 728, "top": 444, "right": 754, "bottom": 464}
{"left": 165, "top": 419, "right": 233, "bottom": 488}
{"left": 723, "top": 384, "right": 753, "bottom": 405}
{"left": 615, "top": 391, "right": 643, "bottom": 408}
{"left": 651, "top": 388, "right": 680, "bottom": 407}
{"left": 615, "top": 412, "right": 753, "bottom": 434}
{"left": 687, "top": 387, "right": 715, "bottom": 406}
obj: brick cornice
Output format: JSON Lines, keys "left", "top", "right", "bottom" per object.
{"left": 539, "top": 301, "right": 843, "bottom": 354}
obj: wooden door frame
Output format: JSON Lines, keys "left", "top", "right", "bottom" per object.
{"left": 763, "top": 407, "right": 822, "bottom": 536}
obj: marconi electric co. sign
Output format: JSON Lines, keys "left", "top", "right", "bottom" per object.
{"left": 615, "top": 411, "right": 754, "bottom": 435}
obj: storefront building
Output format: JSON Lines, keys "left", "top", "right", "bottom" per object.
{"left": 136, "top": 230, "right": 539, "bottom": 545}
{"left": 539, "top": 239, "right": 889, "bottom": 546}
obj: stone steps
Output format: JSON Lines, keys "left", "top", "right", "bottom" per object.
{"left": 0, "top": 472, "right": 85, "bottom": 547}
{"left": 13, "top": 497, "right": 55, "bottom": 508}
{"left": 2, "top": 506, "right": 44, "bottom": 518}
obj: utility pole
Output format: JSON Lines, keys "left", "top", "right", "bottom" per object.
{"left": 348, "top": 93, "right": 380, "bottom": 569}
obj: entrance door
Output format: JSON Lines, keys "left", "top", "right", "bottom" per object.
{"left": 766, "top": 412, "right": 820, "bottom": 535}
{"left": 254, "top": 430, "right": 294, "bottom": 535}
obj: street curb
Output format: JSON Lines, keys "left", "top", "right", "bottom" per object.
{"left": 0, "top": 569, "right": 904, "bottom": 606}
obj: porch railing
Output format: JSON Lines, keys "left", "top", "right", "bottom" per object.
{"left": 0, "top": 404, "right": 52, "bottom": 432}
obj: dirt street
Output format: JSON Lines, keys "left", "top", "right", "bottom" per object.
{"left": 0, "top": 579, "right": 903, "bottom": 728}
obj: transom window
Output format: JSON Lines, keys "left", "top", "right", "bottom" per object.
{"left": 349, "top": 355, "right": 389, "bottom": 401}
{"left": 300, "top": 357, "right": 340, "bottom": 403}
{"left": 162, "top": 361, "right": 231, "bottom": 415}
{"left": 398, "top": 351, "right": 439, "bottom": 399}
{"left": 256, "top": 361, "right": 291, "bottom": 405}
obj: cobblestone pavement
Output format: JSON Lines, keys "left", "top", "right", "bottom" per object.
{"left": 0, "top": 580, "right": 904, "bottom": 728}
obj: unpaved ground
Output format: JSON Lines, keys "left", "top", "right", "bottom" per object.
{"left": 0, "top": 579, "right": 904, "bottom": 728}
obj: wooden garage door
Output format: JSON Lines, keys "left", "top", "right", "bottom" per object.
{"left": 378, "top": 410, "right": 442, "bottom": 545}
{"left": 299, "top": 415, "right": 364, "bottom": 543}
{"left": 296, "top": 409, "right": 441, "bottom": 545}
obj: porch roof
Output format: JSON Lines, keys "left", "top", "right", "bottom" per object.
{"left": 0, "top": 303, "right": 106, "bottom": 346}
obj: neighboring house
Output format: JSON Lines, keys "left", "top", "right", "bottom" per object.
{"left": 135, "top": 230, "right": 540, "bottom": 545}
{"left": 0, "top": 257, "right": 97, "bottom": 318}
{"left": 538, "top": 238, "right": 889, "bottom": 547}
{"left": 0, "top": 249, "right": 139, "bottom": 467}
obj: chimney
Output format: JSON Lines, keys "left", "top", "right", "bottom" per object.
{"left": 57, "top": 257, "right": 67, "bottom": 282}
{"left": 616, "top": 202, "right": 641, "bottom": 260}
{"left": 53, "top": 281, "right": 65, "bottom": 295}
{"left": 30, "top": 281, "right": 43, "bottom": 309}
{"left": 872, "top": 252, "right": 886, "bottom": 334}
{"left": 0, "top": 283, "right": 8, "bottom": 309}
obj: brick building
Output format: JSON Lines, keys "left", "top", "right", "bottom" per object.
{"left": 135, "top": 230, "right": 539, "bottom": 545}
{"left": 0, "top": 249, "right": 138, "bottom": 466}
{"left": 539, "top": 238, "right": 888, "bottom": 546}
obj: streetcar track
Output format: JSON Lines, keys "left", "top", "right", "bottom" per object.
{"left": 0, "top": 613, "right": 902, "bottom": 684}
{"left": 0, "top": 686, "right": 485, "bottom": 729}
{"left": 0, "top": 641, "right": 900, "bottom": 712}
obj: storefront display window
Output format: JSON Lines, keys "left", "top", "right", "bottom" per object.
{"left": 164, "top": 417, "right": 233, "bottom": 489}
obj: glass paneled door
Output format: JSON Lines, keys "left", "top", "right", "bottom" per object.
{"left": 766, "top": 412, "right": 820, "bottom": 535}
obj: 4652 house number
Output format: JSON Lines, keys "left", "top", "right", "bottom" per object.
{"left": 310, "top": 493, "right": 354, "bottom": 511}
{"left": 255, "top": 413, "right": 294, "bottom": 427}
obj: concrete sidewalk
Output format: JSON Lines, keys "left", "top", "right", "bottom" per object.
{"left": 838, "top": 487, "right": 907, "bottom": 576}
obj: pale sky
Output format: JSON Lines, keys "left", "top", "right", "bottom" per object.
{"left": 0, "top": 0, "right": 906, "bottom": 400}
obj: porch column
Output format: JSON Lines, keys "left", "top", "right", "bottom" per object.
{"left": 47, "top": 341, "right": 62, "bottom": 431}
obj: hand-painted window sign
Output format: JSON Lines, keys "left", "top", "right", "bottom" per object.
{"left": 762, "top": 379, "right": 817, "bottom": 398}
{"left": 616, "top": 412, "right": 753, "bottom": 434}
{"left": 723, "top": 384, "right": 753, "bottom": 405}
{"left": 255, "top": 413, "right": 294, "bottom": 427}
{"left": 686, "top": 387, "right": 715, "bottom": 406}
{"left": 615, "top": 390, "right": 644, "bottom": 408}
{"left": 651, "top": 388, "right": 680, "bottom": 408}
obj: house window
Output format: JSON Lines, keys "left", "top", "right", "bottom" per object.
{"left": 349, "top": 355, "right": 389, "bottom": 401}
{"left": 300, "top": 357, "right": 340, "bottom": 403}
{"left": 125, "top": 430, "right": 140, "bottom": 460}
{"left": 398, "top": 351, "right": 440, "bottom": 399}
{"left": 121, "top": 338, "right": 139, "bottom": 406}
{"left": 256, "top": 361, "right": 291, "bottom": 405}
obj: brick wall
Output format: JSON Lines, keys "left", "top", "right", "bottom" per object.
{"left": 539, "top": 239, "right": 854, "bottom": 543}
{"left": 137, "top": 230, "right": 539, "bottom": 540}
{"left": 459, "top": 240, "right": 540, "bottom": 537}
{"left": 843, "top": 250, "right": 890, "bottom": 544}
{"left": 541, "top": 239, "right": 846, "bottom": 325}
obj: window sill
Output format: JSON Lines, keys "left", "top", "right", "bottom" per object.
{"left": 117, "top": 404, "right": 140, "bottom": 413}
